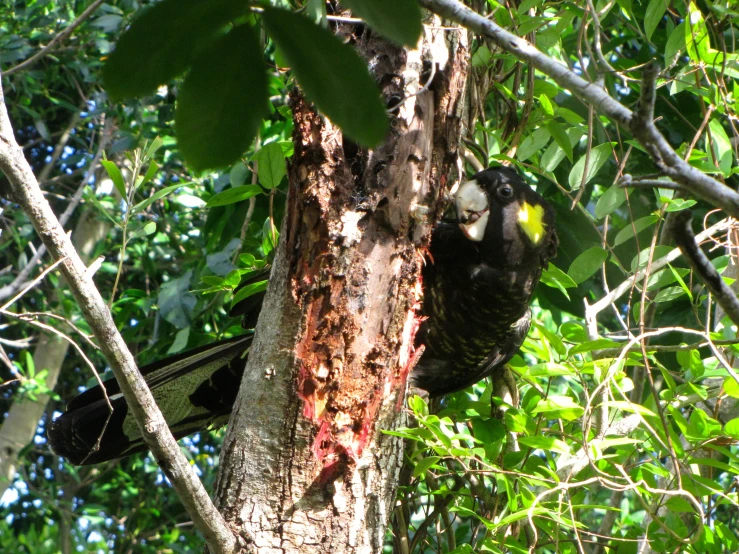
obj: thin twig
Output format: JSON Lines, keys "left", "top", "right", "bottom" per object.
{"left": 586, "top": 218, "right": 732, "bottom": 318}
{"left": 3, "top": 0, "right": 106, "bottom": 76}
{"left": 0, "top": 78, "right": 238, "bottom": 554}
{"left": 418, "top": 0, "right": 739, "bottom": 217}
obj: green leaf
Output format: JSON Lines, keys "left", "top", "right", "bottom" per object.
{"left": 664, "top": 22, "right": 686, "bottom": 66}
{"left": 653, "top": 286, "right": 686, "bottom": 303}
{"left": 341, "top": 0, "right": 422, "bottom": 47}
{"left": 131, "top": 182, "right": 195, "bottom": 214}
{"left": 568, "top": 338, "right": 619, "bottom": 355}
{"left": 601, "top": 401, "right": 657, "bottom": 418}
{"left": 594, "top": 184, "right": 626, "bottom": 219}
{"left": 540, "top": 263, "right": 578, "bottom": 299}
{"left": 525, "top": 363, "right": 575, "bottom": 377}
{"left": 306, "top": 0, "right": 327, "bottom": 26}
{"left": 665, "top": 496, "right": 694, "bottom": 514}
{"left": 158, "top": 270, "right": 196, "bottom": 329}
{"left": 413, "top": 455, "right": 441, "bottom": 478}
{"left": 176, "top": 24, "right": 268, "bottom": 171}
{"left": 724, "top": 377, "right": 739, "bottom": 399}
{"left": 230, "top": 280, "right": 268, "bottom": 310}
{"left": 230, "top": 162, "right": 249, "bottom": 187}
{"left": 167, "top": 326, "right": 190, "bottom": 354}
{"left": 138, "top": 160, "right": 159, "bottom": 190}
{"left": 546, "top": 121, "right": 572, "bottom": 162}
{"left": 518, "top": 436, "right": 571, "bottom": 455}
{"left": 408, "top": 394, "right": 428, "bottom": 417}
{"left": 663, "top": 197, "right": 697, "bottom": 212}
{"left": 206, "top": 185, "right": 263, "bottom": 208}
{"left": 516, "top": 127, "right": 550, "bottom": 162}
{"left": 261, "top": 217, "right": 279, "bottom": 256}
{"left": 613, "top": 215, "right": 658, "bottom": 246}
{"left": 223, "top": 269, "right": 241, "bottom": 288}
{"left": 256, "top": 142, "right": 287, "bottom": 189}
{"left": 687, "top": 409, "right": 721, "bottom": 440}
{"left": 101, "top": 160, "right": 127, "bottom": 199}
{"left": 539, "top": 94, "right": 554, "bottom": 116}
{"left": 568, "top": 246, "right": 608, "bottom": 284}
{"left": 145, "top": 136, "right": 164, "bottom": 161}
{"left": 568, "top": 143, "right": 613, "bottom": 191}
{"left": 708, "top": 119, "right": 732, "bottom": 177}
{"left": 103, "top": 0, "right": 249, "bottom": 100}
{"left": 86, "top": 187, "right": 120, "bottom": 227}
{"left": 540, "top": 141, "right": 567, "bottom": 172}
{"left": 531, "top": 395, "right": 584, "bottom": 421}
{"left": 631, "top": 245, "right": 673, "bottom": 272}
{"left": 724, "top": 417, "right": 739, "bottom": 439}
{"left": 644, "top": 0, "right": 667, "bottom": 40}
{"left": 667, "top": 262, "right": 693, "bottom": 301}
{"left": 685, "top": 2, "right": 710, "bottom": 63}
{"left": 262, "top": 7, "right": 388, "bottom": 147}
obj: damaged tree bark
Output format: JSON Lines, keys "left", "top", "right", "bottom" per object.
{"left": 213, "top": 22, "right": 469, "bottom": 553}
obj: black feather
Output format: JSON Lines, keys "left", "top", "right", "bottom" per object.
{"left": 48, "top": 166, "right": 557, "bottom": 464}
{"left": 413, "top": 167, "right": 557, "bottom": 395}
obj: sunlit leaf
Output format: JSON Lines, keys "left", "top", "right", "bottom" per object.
{"left": 255, "top": 142, "right": 287, "bottom": 189}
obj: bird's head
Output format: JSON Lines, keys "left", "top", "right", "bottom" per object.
{"left": 454, "top": 166, "right": 557, "bottom": 266}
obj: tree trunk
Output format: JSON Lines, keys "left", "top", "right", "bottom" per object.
{"left": 213, "top": 21, "right": 469, "bottom": 553}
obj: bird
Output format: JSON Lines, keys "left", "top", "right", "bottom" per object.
{"left": 412, "top": 166, "right": 558, "bottom": 396}
{"left": 47, "top": 166, "right": 557, "bottom": 465}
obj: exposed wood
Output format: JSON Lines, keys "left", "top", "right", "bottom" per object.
{"left": 214, "top": 21, "right": 468, "bottom": 553}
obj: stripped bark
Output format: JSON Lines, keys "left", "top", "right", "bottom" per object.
{"left": 214, "top": 21, "right": 468, "bottom": 553}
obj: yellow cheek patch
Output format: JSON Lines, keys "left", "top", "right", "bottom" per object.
{"left": 518, "top": 202, "right": 546, "bottom": 244}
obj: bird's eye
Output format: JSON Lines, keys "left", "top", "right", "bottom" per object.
{"left": 498, "top": 185, "right": 513, "bottom": 198}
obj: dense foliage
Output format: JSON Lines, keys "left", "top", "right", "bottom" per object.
{"left": 2, "top": 0, "right": 739, "bottom": 553}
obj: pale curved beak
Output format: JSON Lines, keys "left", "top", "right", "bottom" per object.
{"left": 455, "top": 179, "right": 489, "bottom": 242}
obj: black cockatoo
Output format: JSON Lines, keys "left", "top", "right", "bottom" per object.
{"left": 48, "top": 166, "right": 557, "bottom": 464}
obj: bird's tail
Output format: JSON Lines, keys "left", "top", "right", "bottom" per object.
{"left": 47, "top": 335, "right": 252, "bottom": 465}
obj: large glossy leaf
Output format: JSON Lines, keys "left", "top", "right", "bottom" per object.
{"left": 255, "top": 142, "right": 287, "bottom": 189}
{"left": 644, "top": 0, "right": 666, "bottom": 40}
{"left": 176, "top": 24, "right": 269, "bottom": 171}
{"left": 594, "top": 184, "right": 626, "bottom": 219}
{"left": 342, "top": 0, "right": 422, "bottom": 47}
{"left": 103, "top": 0, "right": 248, "bottom": 100}
{"left": 568, "top": 143, "right": 614, "bottom": 191}
{"left": 262, "top": 7, "right": 388, "bottom": 147}
{"left": 568, "top": 246, "right": 608, "bottom": 284}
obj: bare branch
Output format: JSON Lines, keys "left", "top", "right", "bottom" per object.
{"left": 586, "top": 218, "right": 732, "bottom": 318}
{"left": 673, "top": 210, "right": 739, "bottom": 327}
{"left": 0, "top": 116, "right": 112, "bottom": 303}
{"left": 0, "top": 79, "right": 238, "bottom": 554}
{"left": 418, "top": 0, "right": 739, "bottom": 218}
{"left": 618, "top": 175, "right": 683, "bottom": 191}
{"left": 3, "top": 0, "right": 106, "bottom": 76}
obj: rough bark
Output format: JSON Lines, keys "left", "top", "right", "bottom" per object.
{"left": 214, "top": 22, "right": 468, "bottom": 553}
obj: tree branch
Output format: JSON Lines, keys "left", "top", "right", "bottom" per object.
{"left": 418, "top": 0, "right": 739, "bottom": 218}
{"left": 673, "top": 211, "right": 739, "bottom": 327}
{"left": 0, "top": 79, "right": 237, "bottom": 554}
{"left": 3, "top": 0, "right": 106, "bottom": 77}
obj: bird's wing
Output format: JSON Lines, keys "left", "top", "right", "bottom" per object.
{"left": 48, "top": 266, "right": 271, "bottom": 465}
{"left": 48, "top": 335, "right": 252, "bottom": 465}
